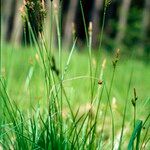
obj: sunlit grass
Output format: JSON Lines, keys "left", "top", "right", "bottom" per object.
{"left": 1, "top": 0, "right": 150, "bottom": 148}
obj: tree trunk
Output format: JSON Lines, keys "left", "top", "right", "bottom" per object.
{"left": 141, "top": 0, "right": 150, "bottom": 55}
{"left": 116, "top": 0, "right": 132, "bottom": 44}
{"left": 1, "top": 0, "right": 10, "bottom": 40}
{"left": 5, "top": 0, "right": 17, "bottom": 42}
{"left": 11, "top": 0, "right": 23, "bottom": 45}
{"left": 91, "top": 0, "right": 104, "bottom": 47}
{"left": 63, "top": 0, "right": 78, "bottom": 47}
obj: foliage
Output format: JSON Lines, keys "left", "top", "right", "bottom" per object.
{"left": 0, "top": 1, "right": 150, "bottom": 149}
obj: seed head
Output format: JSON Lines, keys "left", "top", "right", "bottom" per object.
{"left": 112, "top": 49, "right": 120, "bottom": 68}
{"left": 88, "top": 22, "right": 92, "bottom": 36}
{"left": 72, "top": 22, "right": 76, "bottom": 39}
{"left": 102, "top": 58, "right": 106, "bottom": 69}
{"left": 21, "top": 0, "right": 46, "bottom": 36}
{"left": 131, "top": 99, "right": 136, "bottom": 107}
{"left": 105, "top": 0, "right": 112, "bottom": 7}
{"left": 134, "top": 88, "right": 138, "bottom": 101}
{"left": 131, "top": 88, "right": 138, "bottom": 107}
{"left": 72, "top": 22, "right": 76, "bottom": 34}
{"left": 35, "top": 53, "right": 40, "bottom": 62}
{"left": 98, "top": 80, "right": 103, "bottom": 85}
{"left": 54, "top": 3, "right": 58, "bottom": 14}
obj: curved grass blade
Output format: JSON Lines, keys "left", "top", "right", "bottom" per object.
{"left": 128, "top": 120, "right": 143, "bottom": 150}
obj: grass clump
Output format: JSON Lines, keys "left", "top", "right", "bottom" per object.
{"left": 0, "top": 0, "right": 150, "bottom": 149}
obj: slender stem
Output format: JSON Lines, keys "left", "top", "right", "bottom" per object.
{"left": 99, "top": 68, "right": 115, "bottom": 149}
{"left": 0, "top": 38, "right": 1, "bottom": 77}
{"left": 88, "top": 27, "right": 93, "bottom": 101}
{"left": 80, "top": 0, "right": 88, "bottom": 46}
{"left": 134, "top": 105, "right": 136, "bottom": 128}
{"left": 118, "top": 70, "right": 133, "bottom": 150}
{"left": 92, "top": 0, "right": 108, "bottom": 102}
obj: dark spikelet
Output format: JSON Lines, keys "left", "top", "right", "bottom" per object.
{"left": 112, "top": 49, "right": 120, "bottom": 68}
{"left": 51, "top": 56, "right": 60, "bottom": 76}
{"left": 131, "top": 98, "right": 136, "bottom": 107}
{"left": 20, "top": 0, "right": 46, "bottom": 38}
{"left": 98, "top": 80, "right": 103, "bottom": 85}
{"left": 131, "top": 88, "right": 138, "bottom": 107}
{"left": 134, "top": 88, "right": 138, "bottom": 101}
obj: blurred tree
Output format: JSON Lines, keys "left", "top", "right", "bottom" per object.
{"left": 1, "top": 0, "right": 9, "bottom": 38}
{"left": 103, "top": 0, "right": 119, "bottom": 50}
{"left": 63, "top": 0, "right": 78, "bottom": 47}
{"left": 75, "top": 0, "right": 94, "bottom": 46}
{"left": 5, "top": 0, "right": 17, "bottom": 42}
{"left": 142, "top": 0, "right": 150, "bottom": 55}
{"left": 11, "top": 0, "right": 23, "bottom": 44}
{"left": 116, "top": 0, "right": 132, "bottom": 44}
{"left": 1, "top": 0, "right": 149, "bottom": 55}
{"left": 91, "top": 0, "right": 104, "bottom": 47}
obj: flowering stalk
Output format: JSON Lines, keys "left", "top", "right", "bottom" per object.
{"left": 20, "top": 0, "right": 46, "bottom": 41}
{"left": 131, "top": 88, "right": 138, "bottom": 128}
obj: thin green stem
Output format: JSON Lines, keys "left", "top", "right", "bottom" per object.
{"left": 118, "top": 70, "right": 133, "bottom": 150}
{"left": 99, "top": 67, "right": 115, "bottom": 150}
{"left": 92, "top": 0, "right": 108, "bottom": 102}
{"left": 80, "top": 0, "right": 88, "bottom": 46}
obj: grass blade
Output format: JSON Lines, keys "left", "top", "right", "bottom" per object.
{"left": 128, "top": 120, "right": 143, "bottom": 150}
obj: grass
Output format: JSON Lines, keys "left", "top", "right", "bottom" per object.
{"left": 1, "top": 0, "right": 150, "bottom": 149}
{"left": 1, "top": 43, "right": 150, "bottom": 149}
{"left": 2, "top": 44, "right": 150, "bottom": 103}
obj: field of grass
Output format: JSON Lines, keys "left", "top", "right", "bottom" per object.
{"left": 1, "top": 0, "right": 150, "bottom": 149}
{"left": 1, "top": 42, "right": 150, "bottom": 149}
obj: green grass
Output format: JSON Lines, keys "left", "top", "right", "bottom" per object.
{"left": 1, "top": 43, "right": 150, "bottom": 149}
{"left": 2, "top": 44, "right": 150, "bottom": 103}
{"left": 0, "top": 0, "right": 150, "bottom": 149}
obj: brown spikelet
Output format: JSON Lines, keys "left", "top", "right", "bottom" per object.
{"left": 134, "top": 88, "right": 138, "bottom": 101}
{"left": 102, "top": 58, "right": 106, "bottom": 69}
{"left": 131, "top": 88, "right": 138, "bottom": 107}
{"left": 112, "top": 49, "right": 120, "bottom": 68}
{"left": 88, "top": 22, "right": 93, "bottom": 36}
{"left": 20, "top": 0, "right": 46, "bottom": 39}
{"left": 72, "top": 22, "right": 76, "bottom": 35}
{"left": 98, "top": 80, "right": 103, "bottom": 85}
{"left": 72, "top": 22, "right": 76, "bottom": 41}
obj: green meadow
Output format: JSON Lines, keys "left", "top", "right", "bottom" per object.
{"left": 1, "top": 43, "right": 150, "bottom": 149}
{"left": 1, "top": 0, "right": 150, "bottom": 149}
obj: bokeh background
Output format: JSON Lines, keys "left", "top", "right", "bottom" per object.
{"left": 1, "top": 2, "right": 150, "bottom": 149}
{"left": 1, "top": 0, "right": 150, "bottom": 56}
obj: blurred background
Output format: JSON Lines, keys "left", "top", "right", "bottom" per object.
{"left": 1, "top": 0, "right": 150, "bottom": 56}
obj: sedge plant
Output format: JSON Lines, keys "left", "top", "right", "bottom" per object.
{"left": 0, "top": 0, "right": 149, "bottom": 150}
